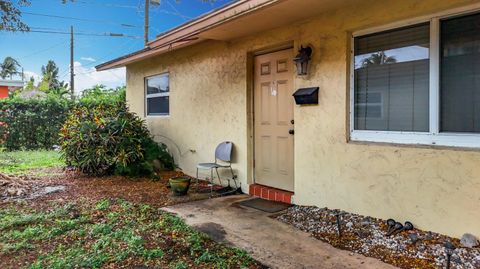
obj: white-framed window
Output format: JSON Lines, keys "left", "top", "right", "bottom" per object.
{"left": 350, "top": 7, "right": 480, "bottom": 148}
{"left": 145, "top": 73, "right": 169, "bottom": 116}
{"left": 354, "top": 92, "right": 384, "bottom": 120}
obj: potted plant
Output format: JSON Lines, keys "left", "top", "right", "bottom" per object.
{"left": 169, "top": 176, "right": 191, "bottom": 196}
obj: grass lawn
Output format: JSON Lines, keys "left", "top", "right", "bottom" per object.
{"left": 0, "top": 151, "right": 64, "bottom": 175}
{"left": 0, "top": 151, "right": 263, "bottom": 268}
{"left": 0, "top": 199, "right": 261, "bottom": 269}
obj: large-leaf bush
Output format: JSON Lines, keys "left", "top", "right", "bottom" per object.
{"left": 59, "top": 103, "right": 174, "bottom": 177}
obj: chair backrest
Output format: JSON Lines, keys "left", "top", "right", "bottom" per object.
{"left": 215, "top": 141, "right": 233, "bottom": 162}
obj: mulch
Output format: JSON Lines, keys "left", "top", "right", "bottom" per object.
{"left": 0, "top": 169, "right": 216, "bottom": 209}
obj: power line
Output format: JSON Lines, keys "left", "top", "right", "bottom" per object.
{"left": 67, "top": 1, "right": 140, "bottom": 9}
{"left": 81, "top": 39, "right": 142, "bottom": 68}
{"left": 29, "top": 26, "right": 112, "bottom": 35}
{"left": 21, "top": 11, "right": 140, "bottom": 28}
{"left": 24, "top": 29, "right": 141, "bottom": 39}
{"left": 164, "top": 0, "right": 191, "bottom": 20}
{"left": 17, "top": 40, "right": 68, "bottom": 60}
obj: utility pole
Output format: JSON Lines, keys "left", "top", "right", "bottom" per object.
{"left": 144, "top": 0, "right": 149, "bottom": 46}
{"left": 70, "top": 25, "right": 75, "bottom": 96}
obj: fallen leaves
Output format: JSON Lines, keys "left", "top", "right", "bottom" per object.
{"left": 0, "top": 172, "right": 41, "bottom": 199}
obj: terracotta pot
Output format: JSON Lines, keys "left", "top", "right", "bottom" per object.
{"left": 169, "top": 176, "right": 191, "bottom": 196}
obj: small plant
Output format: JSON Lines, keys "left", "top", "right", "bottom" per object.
{"left": 95, "top": 199, "right": 110, "bottom": 210}
{"left": 172, "top": 260, "right": 188, "bottom": 269}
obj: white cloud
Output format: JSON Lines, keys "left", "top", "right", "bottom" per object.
{"left": 80, "top": 57, "right": 96, "bottom": 62}
{"left": 71, "top": 61, "right": 125, "bottom": 95}
{"left": 23, "top": 71, "right": 42, "bottom": 82}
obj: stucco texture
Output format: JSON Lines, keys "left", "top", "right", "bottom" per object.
{"left": 126, "top": 0, "right": 480, "bottom": 238}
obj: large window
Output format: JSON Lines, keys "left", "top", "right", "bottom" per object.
{"left": 440, "top": 13, "right": 480, "bottom": 133}
{"left": 351, "top": 10, "right": 480, "bottom": 148}
{"left": 145, "top": 73, "right": 169, "bottom": 116}
{"left": 354, "top": 23, "right": 430, "bottom": 132}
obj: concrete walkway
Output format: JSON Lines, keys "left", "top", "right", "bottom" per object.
{"left": 164, "top": 195, "right": 398, "bottom": 269}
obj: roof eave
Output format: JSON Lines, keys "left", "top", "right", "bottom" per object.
{"left": 96, "top": 0, "right": 282, "bottom": 71}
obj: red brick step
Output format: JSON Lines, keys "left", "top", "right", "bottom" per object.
{"left": 249, "top": 184, "right": 293, "bottom": 204}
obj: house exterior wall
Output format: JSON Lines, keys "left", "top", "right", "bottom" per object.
{"left": 0, "top": 86, "right": 8, "bottom": 99}
{"left": 126, "top": 0, "right": 480, "bottom": 238}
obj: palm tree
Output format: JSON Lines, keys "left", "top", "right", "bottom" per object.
{"left": 41, "top": 60, "right": 60, "bottom": 89}
{"left": 0, "top": 57, "right": 21, "bottom": 79}
{"left": 362, "top": 51, "right": 397, "bottom": 67}
{"left": 48, "top": 82, "right": 70, "bottom": 98}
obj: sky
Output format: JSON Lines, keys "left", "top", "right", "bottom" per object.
{"left": 0, "top": 0, "right": 231, "bottom": 94}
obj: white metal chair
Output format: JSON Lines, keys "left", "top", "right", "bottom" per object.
{"left": 196, "top": 141, "right": 238, "bottom": 189}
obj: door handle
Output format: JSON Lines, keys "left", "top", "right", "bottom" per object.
{"left": 289, "top": 129, "right": 295, "bottom": 135}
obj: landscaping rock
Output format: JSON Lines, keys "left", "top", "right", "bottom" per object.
{"left": 277, "top": 206, "right": 480, "bottom": 269}
{"left": 43, "top": 185, "right": 66, "bottom": 195}
{"left": 355, "top": 229, "right": 371, "bottom": 239}
{"left": 408, "top": 233, "right": 419, "bottom": 244}
{"left": 425, "top": 232, "right": 434, "bottom": 241}
{"left": 460, "top": 233, "right": 479, "bottom": 248}
{"left": 360, "top": 220, "right": 371, "bottom": 227}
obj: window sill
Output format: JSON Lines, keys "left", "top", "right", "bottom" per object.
{"left": 146, "top": 115, "right": 170, "bottom": 119}
{"left": 350, "top": 130, "right": 480, "bottom": 149}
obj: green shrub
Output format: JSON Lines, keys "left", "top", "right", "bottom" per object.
{"left": 0, "top": 85, "right": 125, "bottom": 151}
{"left": 78, "top": 85, "right": 125, "bottom": 108}
{"left": 0, "top": 96, "right": 72, "bottom": 150}
{"left": 60, "top": 103, "right": 174, "bottom": 176}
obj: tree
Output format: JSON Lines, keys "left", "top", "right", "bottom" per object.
{"left": 0, "top": 56, "right": 21, "bottom": 79}
{"left": 1, "top": 0, "right": 73, "bottom": 32}
{"left": 48, "top": 82, "right": 70, "bottom": 98}
{"left": 0, "top": 0, "right": 30, "bottom": 32}
{"left": 24, "top": 76, "right": 34, "bottom": 90}
{"left": 40, "top": 60, "right": 60, "bottom": 89}
{"left": 362, "top": 51, "right": 397, "bottom": 67}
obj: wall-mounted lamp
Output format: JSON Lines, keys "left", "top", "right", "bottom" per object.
{"left": 293, "top": 45, "right": 312, "bottom": 76}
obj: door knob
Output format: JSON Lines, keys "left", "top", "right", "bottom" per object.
{"left": 289, "top": 129, "right": 295, "bottom": 135}
{"left": 291, "top": 119, "right": 294, "bottom": 124}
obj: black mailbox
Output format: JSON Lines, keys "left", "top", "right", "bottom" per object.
{"left": 292, "top": 87, "right": 319, "bottom": 105}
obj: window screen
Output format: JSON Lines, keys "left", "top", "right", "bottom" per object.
{"left": 145, "top": 73, "right": 169, "bottom": 116}
{"left": 440, "top": 13, "right": 480, "bottom": 133}
{"left": 354, "top": 23, "right": 430, "bottom": 132}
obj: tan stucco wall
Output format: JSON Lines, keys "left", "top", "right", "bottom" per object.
{"left": 126, "top": 0, "right": 480, "bottom": 238}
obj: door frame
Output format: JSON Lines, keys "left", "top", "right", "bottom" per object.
{"left": 246, "top": 42, "right": 295, "bottom": 191}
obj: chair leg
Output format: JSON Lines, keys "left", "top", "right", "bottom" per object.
{"left": 210, "top": 169, "right": 214, "bottom": 197}
{"left": 196, "top": 168, "right": 199, "bottom": 185}
{"left": 215, "top": 168, "right": 221, "bottom": 186}
{"left": 229, "top": 166, "right": 238, "bottom": 189}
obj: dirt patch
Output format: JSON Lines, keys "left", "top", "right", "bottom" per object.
{"left": 278, "top": 206, "right": 480, "bottom": 269}
{"left": 0, "top": 169, "right": 218, "bottom": 208}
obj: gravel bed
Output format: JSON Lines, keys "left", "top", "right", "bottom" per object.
{"left": 277, "top": 206, "right": 480, "bottom": 269}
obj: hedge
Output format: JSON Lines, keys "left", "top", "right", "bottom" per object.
{"left": 0, "top": 97, "right": 73, "bottom": 150}
{"left": 0, "top": 86, "right": 126, "bottom": 151}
